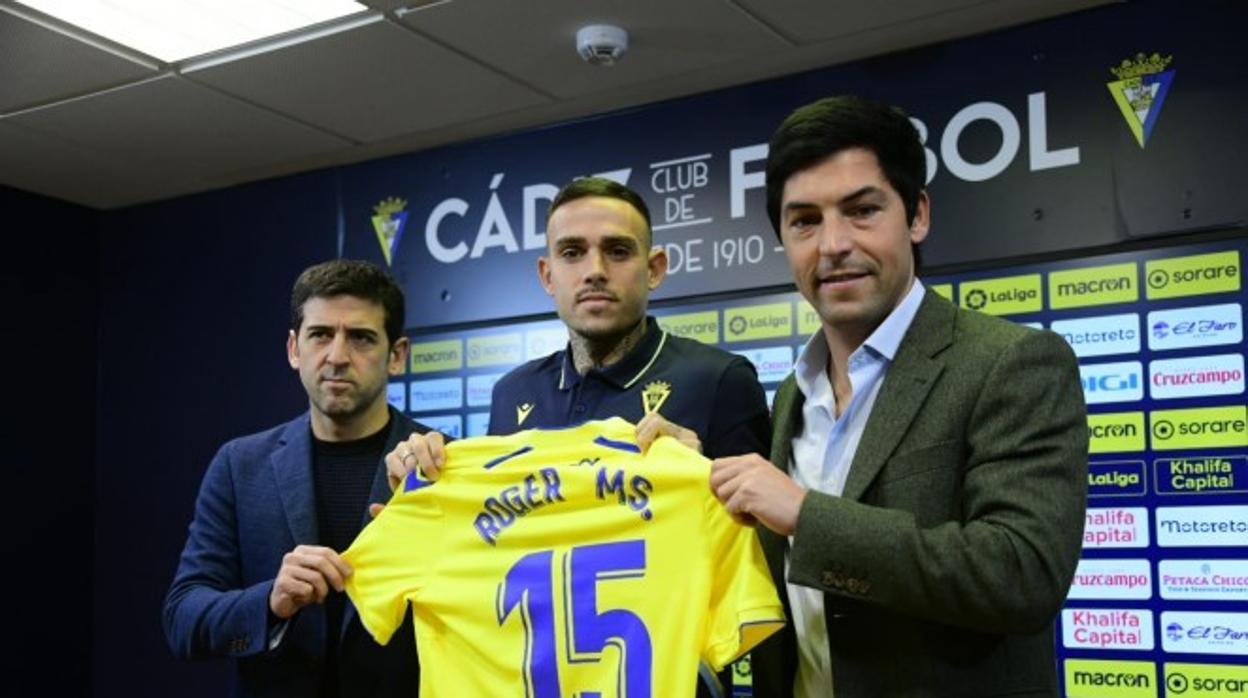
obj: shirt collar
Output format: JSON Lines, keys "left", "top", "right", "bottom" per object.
{"left": 794, "top": 280, "right": 926, "bottom": 394}
{"left": 559, "top": 316, "right": 668, "bottom": 390}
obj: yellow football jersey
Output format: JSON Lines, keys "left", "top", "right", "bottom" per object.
{"left": 344, "top": 417, "right": 784, "bottom": 698}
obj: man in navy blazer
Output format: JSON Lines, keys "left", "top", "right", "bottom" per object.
{"left": 164, "top": 260, "right": 432, "bottom": 697}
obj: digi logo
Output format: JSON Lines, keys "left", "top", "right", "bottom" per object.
{"left": 1080, "top": 361, "right": 1144, "bottom": 404}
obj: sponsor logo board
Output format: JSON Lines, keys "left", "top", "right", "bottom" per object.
{"left": 1159, "top": 560, "right": 1248, "bottom": 601}
{"left": 409, "top": 338, "right": 463, "bottom": 373}
{"left": 386, "top": 382, "right": 406, "bottom": 411}
{"left": 1145, "top": 251, "right": 1240, "bottom": 300}
{"left": 1065, "top": 659, "right": 1155, "bottom": 698}
{"left": 1155, "top": 456, "right": 1246, "bottom": 496}
{"left": 1162, "top": 611, "right": 1248, "bottom": 656}
{"left": 724, "top": 302, "right": 792, "bottom": 342}
{"left": 1050, "top": 262, "right": 1139, "bottom": 309}
{"left": 1068, "top": 558, "right": 1152, "bottom": 600}
{"left": 1085, "top": 507, "right": 1150, "bottom": 548}
{"left": 1150, "top": 354, "right": 1245, "bottom": 400}
{"left": 731, "top": 346, "right": 794, "bottom": 384}
{"left": 409, "top": 377, "right": 463, "bottom": 412}
{"left": 1062, "top": 608, "right": 1154, "bottom": 650}
{"left": 467, "top": 333, "right": 523, "bottom": 368}
{"left": 1054, "top": 313, "right": 1140, "bottom": 358}
{"left": 1081, "top": 361, "right": 1144, "bottom": 404}
{"left": 1148, "top": 303, "right": 1242, "bottom": 351}
{"left": 657, "top": 310, "right": 720, "bottom": 344}
{"left": 1164, "top": 662, "right": 1248, "bottom": 697}
{"left": 958, "top": 273, "right": 1043, "bottom": 315}
{"left": 466, "top": 373, "right": 504, "bottom": 407}
{"left": 1151, "top": 406, "right": 1248, "bottom": 451}
{"left": 1155, "top": 505, "right": 1248, "bottom": 547}
{"left": 1089, "top": 412, "right": 1147, "bottom": 454}
{"left": 1088, "top": 460, "right": 1147, "bottom": 497}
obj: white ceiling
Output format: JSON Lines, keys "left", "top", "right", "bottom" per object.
{"left": 0, "top": 0, "right": 1111, "bottom": 210}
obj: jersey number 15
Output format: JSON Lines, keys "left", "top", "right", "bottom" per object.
{"left": 496, "top": 539, "right": 653, "bottom": 697}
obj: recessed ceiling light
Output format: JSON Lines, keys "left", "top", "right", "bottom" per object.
{"left": 15, "top": 0, "right": 368, "bottom": 62}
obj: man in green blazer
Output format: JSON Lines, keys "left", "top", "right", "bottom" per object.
{"left": 710, "top": 96, "right": 1088, "bottom": 697}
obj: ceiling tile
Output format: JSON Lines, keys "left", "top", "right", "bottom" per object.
{"left": 0, "top": 120, "right": 205, "bottom": 208}
{"left": 0, "top": 6, "right": 157, "bottom": 113}
{"left": 4, "top": 74, "right": 351, "bottom": 175}
{"left": 185, "top": 17, "right": 548, "bottom": 142}
{"left": 401, "top": 0, "right": 791, "bottom": 99}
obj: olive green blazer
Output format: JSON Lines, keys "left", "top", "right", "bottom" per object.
{"left": 751, "top": 290, "right": 1088, "bottom": 698}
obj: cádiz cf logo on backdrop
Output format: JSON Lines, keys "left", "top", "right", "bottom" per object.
{"left": 371, "top": 197, "right": 409, "bottom": 266}
{"left": 1106, "top": 52, "right": 1175, "bottom": 148}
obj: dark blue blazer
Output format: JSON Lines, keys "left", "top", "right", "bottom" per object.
{"left": 163, "top": 407, "right": 428, "bottom": 697}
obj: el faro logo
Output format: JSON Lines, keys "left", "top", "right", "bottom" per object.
{"left": 1107, "top": 52, "right": 1175, "bottom": 148}
{"left": 371, "top": 197, "right": 409, "bottom": 266}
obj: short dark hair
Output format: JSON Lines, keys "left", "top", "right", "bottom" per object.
{"left": 290, "top": 259, "right": 405, "bottom": 345}
{"left": 765, "top": 95, "right": 926, "bottom": 268}
{"left": 547, "top": 177, "right": 652, "bottom": 245}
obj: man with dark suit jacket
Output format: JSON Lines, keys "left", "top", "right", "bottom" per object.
{"left": 710, "top": 96, "right": 1088, "bottom": 697}
{"left": 164, "top": 260, "right": 431, "bottom": 697}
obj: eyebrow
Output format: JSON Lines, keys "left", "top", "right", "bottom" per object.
{"left": 782, "top": 186, "right": 884, "bottom": 215}
{"left": 303, "top": 324, "right": 380, "bottom": 337}
{"left": 551, "top": 233, "right": 640, "bottom": 248}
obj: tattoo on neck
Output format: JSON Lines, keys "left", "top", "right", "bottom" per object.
{"left": 569, "top": 320, "right": 647, "bottom": 374}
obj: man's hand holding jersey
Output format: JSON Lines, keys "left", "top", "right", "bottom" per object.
{"left": 269, "top": 545, "right": 353, "bottom": 619}
{"left": 710, "top": 454, "right": 807, "bottom": 536}
{"left": 376, "top": 415, "right": 702, "bottom": 513}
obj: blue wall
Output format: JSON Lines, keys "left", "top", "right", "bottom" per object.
{"left": 1, "top": 185, "right": 96, "bottom": 696}
{"left": 93, "top": 171, "right": 339, "bottom": 696}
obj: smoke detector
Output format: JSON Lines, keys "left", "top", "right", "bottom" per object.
{"left": 576, "top": 24, "right": 628, "bottom": 66}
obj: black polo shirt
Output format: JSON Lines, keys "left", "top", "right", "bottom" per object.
{"left": 488, "top": 317, "right": 770, "bottom": 458}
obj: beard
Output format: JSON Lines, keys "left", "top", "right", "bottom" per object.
{"left": 309, "top": 380, "right": 384, "bottom": 422}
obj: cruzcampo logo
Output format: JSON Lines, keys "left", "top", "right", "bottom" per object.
{"left": 371, "top": 196, "right": 409, "bottom": 266}
{"left": 1107, "top": 52, "right": 1175, "bottom": 148}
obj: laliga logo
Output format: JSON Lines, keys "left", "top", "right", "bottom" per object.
{"left": 728, "top": 316, "right": 748, "bottom": 336}
{"left": 965, "top": 289, "right": 988, "bottom": 310}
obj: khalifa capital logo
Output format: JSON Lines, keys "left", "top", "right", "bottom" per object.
{"left": 1107, "top": 52, "right": 1176, "bottom": 148}
{"left": 371, "top": 196, "right": 409, "bottom": 266}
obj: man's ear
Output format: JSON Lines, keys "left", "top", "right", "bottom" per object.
{"left": 537, "top": 255, "right": 555, "bottom": 296}
{"left": 647, "top": 245, "right": 668, "bottom": 290}
{"left": 286, "top": 330, "right": 299, "bottom": 369}
{"left": 388, "top": 336, "right": 409, "bottom": 375}
{"left": 909, "top": 191, "right": 931, "bottom": 244}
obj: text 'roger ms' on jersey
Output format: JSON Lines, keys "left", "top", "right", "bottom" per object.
{"left": 343, "top": 417, "right": 784, "bottom": 697}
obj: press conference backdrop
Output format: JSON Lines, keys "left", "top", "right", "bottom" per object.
{"left": 388, "top": 235, "right": 1246, "bottom": 698}
{"left": 338, "top": 0, "right": 1248, "bottom": 331}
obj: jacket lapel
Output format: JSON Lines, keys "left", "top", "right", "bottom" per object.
{"left": 272, "top": 413, "right": 318, "bottom": 545}
{"left": 841, "top": 291, "right": 953, "bottom": 501}
{"left": 759, "top": 376, "right": 805, "bottom": 585}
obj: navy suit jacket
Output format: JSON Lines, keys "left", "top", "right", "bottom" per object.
{"left": 164, "top": 407, "right": 429, "bottom": 698}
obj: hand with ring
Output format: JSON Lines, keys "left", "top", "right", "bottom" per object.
{"left": 385, "top": 431, "right": 448, "bottom": 490}
{"left": 371, "top": 431, "right": 449, "bottom": 519}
